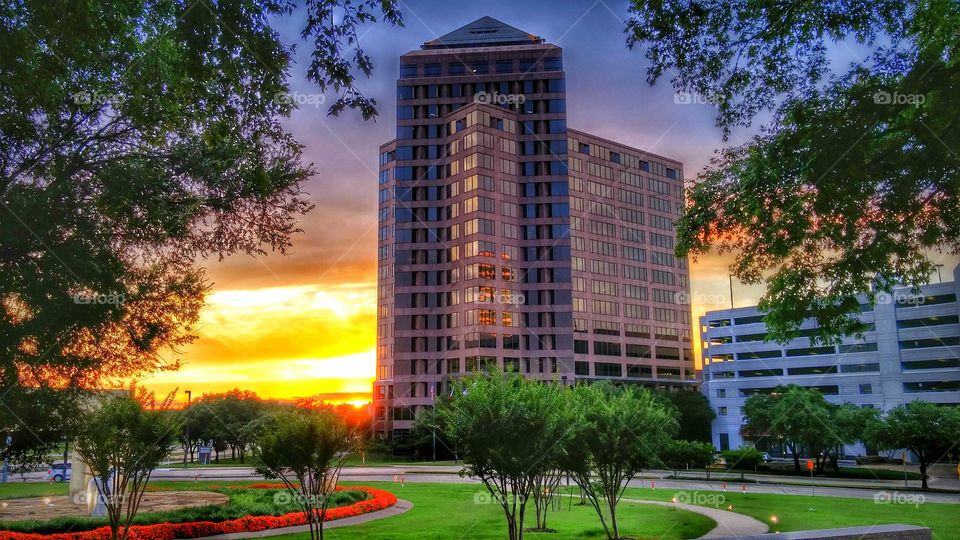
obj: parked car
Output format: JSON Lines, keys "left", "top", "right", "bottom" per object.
{"left": 761, "top": 452, "right": 772, "bottom": 462}
{"left": 45, "top": 463, "right": 71, "bottom": 482}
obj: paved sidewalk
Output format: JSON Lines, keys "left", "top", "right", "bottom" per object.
{"left": 191, "top": 499, "right": 413, "bottom": 539}
{"left": 620, "top": 498, "right": 769, "bottom": 538}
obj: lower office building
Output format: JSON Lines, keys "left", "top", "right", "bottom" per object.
{"left": 700, "top": 265, "right": 960, "bottom": 453}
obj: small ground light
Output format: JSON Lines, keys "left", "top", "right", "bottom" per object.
{"left": 728, "top": 505, "right": 734, "bottom": 510}
{"left": 43, "top": 497, "right": 51, "bottom": 505}
{"left": 770, "top": 516, "right": 779, "bottom": 524}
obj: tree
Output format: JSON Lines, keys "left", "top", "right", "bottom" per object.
{"left": 656, "top": 389, "right": 716, "bottom": 442}
{"left": 824, "top": 403, "right": 879, "bottom": 473}
{"left": 626, "top": 1, "right": 960, "bottom": 344}
{"left": 561, "top": 383, "right": 676, "bottom": 540}
{"left": 867, "top": 401, "right": 960, "bottom": 490}
{"left": 1, "top": 0, "right": 402, "bottom": 463}
{"left": 439, "top": 369, "right": 566, "bottom": 540}
{"left": 209, "top": 390, "right": 264, "bottom": 462}
{"left": 722, "top": 447, "right": 764, "bottom": 481}
{"left": 742, "top": 385, "right": 833, "bottom": 474}
{"left": 73, "top": 391, "right": 179, "bottom": 540}
{"left": 254, "top": 410, "right": 356, "bottom": 540}
{"left": 661, "top": 440, "right": 716, "bottom": 472}
{"left": 404, "top": 405, "right": 455, "bottom": 462}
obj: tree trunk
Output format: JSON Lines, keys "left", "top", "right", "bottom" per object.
{"left": 608, "top": 495, "right": 620, "bottom": 540}
{"left": 791, "top": 446, "right": 801, "bottom": 474}
{"left": 920, "top": 458, "right": 928, "bottom": 490}
{"left": 506, "top": 513, "right": 518, "bottom": 540}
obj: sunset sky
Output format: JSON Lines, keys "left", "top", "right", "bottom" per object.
{"left": 140, "top": 0, "right": 959, "bottom": 405}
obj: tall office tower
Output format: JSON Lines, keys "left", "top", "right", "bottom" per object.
{"left": 374, "top": 17, "right": 694, "bottom": 440}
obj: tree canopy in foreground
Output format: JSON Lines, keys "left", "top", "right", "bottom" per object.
{"left": 0, "top": 0, "right": 400, "bottom": 466}
{"left": 627, "top": 0, "right": 960, "bottom": 343}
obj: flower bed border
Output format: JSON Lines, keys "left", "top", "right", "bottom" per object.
{"left": 3, "top": 485, "right": 398, "bottom": 539}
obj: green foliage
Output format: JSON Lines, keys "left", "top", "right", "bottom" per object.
{"left": 439, "top": 369, "right": 566, "bottom": 540}
{"left": 626, "top": 0, "right": 960, "bottom": 344}
{"left": 73, "top": 393, "right": 180, "bottom": 540}
{"left": 866, "top": 400, "right": 960, "bottom": 489}
{"left": 743, "top": 386, "right": 876, "bottom": 475}
{"left": 722, "top": 448, "right": 763, "bottom": 470}
{"left": 561, "top": 383, "right": 677, "bottom": 540}
{"left": 182, "top": 389, "right": 269, "bottom": 464}
{"left": 0, "top": 0, "right": 400, "bottom": 465}
{"left": 661, "top": 439, "right": 716, "bottom": 470}
{"left": 255, "top": 410, "right": 357, "bottom": 540}
{"left": 655, "top": 389, "right": 716, "bottom": 442}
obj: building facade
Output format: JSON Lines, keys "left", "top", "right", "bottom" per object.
{"left": 700, "top": 265, "right": 960, "bottom": 453}
{"left": 374, "top": 17, "right": 694, "bottom": 440}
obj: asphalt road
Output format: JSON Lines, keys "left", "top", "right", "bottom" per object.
{"left": 10, "top": 465, "right": 960, "bottom": 504}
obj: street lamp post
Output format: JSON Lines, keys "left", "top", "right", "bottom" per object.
{"left": 183, "top": 390, "right": 192, "bottom": 468}
{"left": 729, "top": 274, "right": 735, "bottom": 310}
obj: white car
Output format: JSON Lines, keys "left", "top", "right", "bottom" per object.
{"left": 45, "top": 463, "right": 71, "bottom": 482}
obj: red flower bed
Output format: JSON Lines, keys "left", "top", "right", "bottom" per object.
{"left": 3, "top": 486, "right": 398, "bottom": 539}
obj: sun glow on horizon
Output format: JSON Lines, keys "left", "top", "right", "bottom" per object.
{"left": 141, "top": 283, "right": 377, "bottom": 403}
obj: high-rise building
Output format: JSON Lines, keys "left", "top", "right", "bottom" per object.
{"left": 374, "top": 17, "right": 694, "bottom": 440}
{"left": 700, "top": 265, "right": 960, "bottom": 454}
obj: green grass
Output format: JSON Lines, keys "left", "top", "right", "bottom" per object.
{"left": 0, "top": 481, "right": 367, "bottom": 535}
{"left": 273, "top": 482, "right": 715, "bottom": 540}
{"left": 623, "top": 487, "right": 959, "bottom": 539}
{"left": 0, "top": 483, "right": 67, "bottom": 499}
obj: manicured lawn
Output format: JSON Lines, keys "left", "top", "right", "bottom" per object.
{"left": 624, "top": 488, "right": 959, "bottom": 539}
{"left": 0, "top": 482, "right": 67, "bottom": 499}
{"left": 274, "top": 482, "right": 715, "bottom": 539}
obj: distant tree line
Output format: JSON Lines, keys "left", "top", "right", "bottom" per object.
{"left": 743, "top": 385, "right": 960, "bottom": 489}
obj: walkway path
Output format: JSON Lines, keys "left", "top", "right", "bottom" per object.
{"left": 191, "top": 499, "right": 413, "bottom": 539}
{"left": 620, "top": 497, "right": 768, "bottom": 538}
{"left": 557, "top": 494, "right": 768, "bottom": 539}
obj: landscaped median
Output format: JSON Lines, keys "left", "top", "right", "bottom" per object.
{"left": 1, "top": 485, "right": 398, "bottom": 540}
